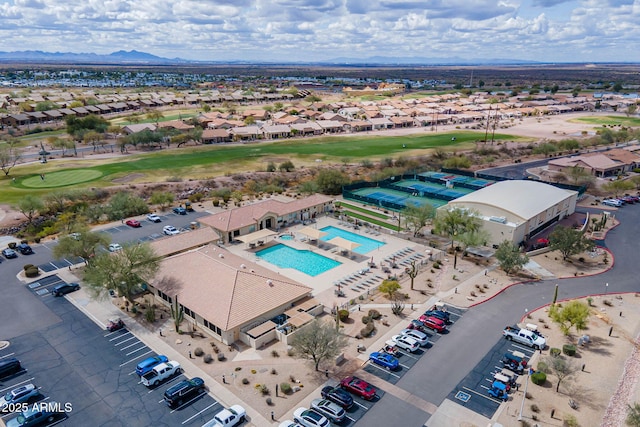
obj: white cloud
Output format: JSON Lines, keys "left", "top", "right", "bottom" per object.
{"left": 0, "top": 0, "right": 636, "bottom": 62}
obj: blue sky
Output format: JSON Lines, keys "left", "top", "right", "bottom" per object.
{"left": 0, "top": 0, "right": 638, "bottom": 63}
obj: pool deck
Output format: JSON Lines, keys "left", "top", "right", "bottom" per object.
{"left": 223, "top": 216, "right": 432, "bottom": 311}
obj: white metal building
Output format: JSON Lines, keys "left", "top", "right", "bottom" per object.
{"left": 438, "top": 180, "right": 578, "bottom": 246}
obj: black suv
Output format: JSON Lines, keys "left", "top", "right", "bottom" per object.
{"left": 163, "top": 377, "right": 205, "bottom": 407}
{"left": 0, "top": 358, "right": 22, "bottom": 380}
{"left": 16, "top": 243, "right": 33, "bottom": 255}
{"left": 52, "top": 283, "right": 80, "bottom": 297}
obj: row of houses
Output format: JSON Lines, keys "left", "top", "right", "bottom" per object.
{"left": 548, "top": 146, "right": 640, "bottom": 177}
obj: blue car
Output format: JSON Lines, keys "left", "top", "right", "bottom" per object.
{"left": 369, "top": 352, "right": 399, "bottom": 370}
{"left": 136, "top": 355, "right": 169, "bottom": 376}
{"left": 173, "top": 207, "right": 187, "bottom": 215}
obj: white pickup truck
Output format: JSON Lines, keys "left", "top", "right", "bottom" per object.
{"left": 503, "top": 326, "right": 546, "bottom": 350}
{"left": 141, "top": 361, "right": 182, "bottom": 387}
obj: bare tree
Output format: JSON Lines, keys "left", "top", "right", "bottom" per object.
{"left": 542, "top": 355, "right": 580, "bottom": 393}
{"left": 290, "top": 318, "right": 348, "bottom": 371}
{"left": 0, "top": 140, "right": 22, "bottom": 176}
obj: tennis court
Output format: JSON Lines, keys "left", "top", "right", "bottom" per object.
{"left": 352, "top": 187, "right": 448, "bottom": 210}
{"left": 397, "top": 179, "right": 473, "bottom": 200}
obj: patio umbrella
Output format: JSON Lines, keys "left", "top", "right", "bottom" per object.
{"left": 299, "top": 226, "right": 327, "bottom": 240}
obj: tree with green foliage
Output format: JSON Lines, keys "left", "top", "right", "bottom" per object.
{"left": 290, "top": 318, "right": 348, "bottom": 371}
{"left": 315, "top": 169, "right": 350, "bottom": 195}
{"left": 602, "top": 179, "right": 635, "bottom": 198}
{"left": 298, "top": 180, "right": 319, "bottom": 195}
{"left": 65, "top": 114, "right": 109, "bottom": 140}
{"left": 433, "top": 208, "right": 482, "bottom": 268}
{"left": 279, "top": 160, "right": 295, "bottom": 172}
{"left": 305, "top": 94, "right": 322, "bottom": 103}
{"left": 35, "top": 101, "right": 58, "bottom": 111}
{"left": 627, "top": 403, "right": 640, "bottom": 427}
{"left": 403, "top": 203, "right": 436, "bottom": 237}
{"left": 494, "top": 240, "right": 529, "bottom": 275}
{"left": 626, "top": 104, "right": 638, "bottom": 118}
{"left": 83, "top": 243, "right": 160, "bottom": 304}
{"left": 613, "top": 82, "right": 623, "bottom": 92}
{"left": 457, "top": 228, "right": 490, "bottom": 255}
{"left": 146, "top": 109, "right": 164, "bottom": 124}
{"left": 107, "top": 191, "right": 149, "bottom": 221}
{"left": 549, "top": 300, "right": 590, "bottom": 335}
{"left": 17, "top": 195, "right": 44, "bottom": 225}
{"left": 565, "top": 165, "right": 593, "bottom": 185}
{"left": 541, "top": 355, "right": 580, "bottom": 393}
{"left": 549, "top": 226, "right": 595, "bottom": 261}
{"left": 379, "top": 279, "right": 401, "bottom": 299}
{"left": 149, "top": 191, "right": 175, "bottom": 210}
{"left": 54, "top": 227, "right": 110, "bottom": 265}
{"left": 0, "top": 140, "right": 22, "bottom": 176}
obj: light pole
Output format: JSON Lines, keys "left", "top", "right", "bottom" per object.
{"left": 605, "top": 283, "right": 609, "bottom": 295}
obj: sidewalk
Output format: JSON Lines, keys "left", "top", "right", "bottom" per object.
{"left": 54, "top": 268, "right": 271, "bottom": 427}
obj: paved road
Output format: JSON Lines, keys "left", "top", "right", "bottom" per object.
{"left": 358, "top": 204, "right": 639, "bottom": 427}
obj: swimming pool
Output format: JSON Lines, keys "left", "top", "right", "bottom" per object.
{"left": 320, "top": 226, "right": 385, "bottom": 254}
{"left": 256, "top": 244, "right": 341, "bottom": 276}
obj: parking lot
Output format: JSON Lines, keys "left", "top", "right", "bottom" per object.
{"left": 447, "top": 337, "right": 536, "bottom": 419}
{"left": 0, "top": 274, "right": 222, "bottom": 427}
{"left": 310, "top": 380, "right": 386, "bottom": 426}
{"left": 363, "top": 305, "right": 465, "bottom": 385}
{"left": 36, "top": 211, "right": 207, "bottom": 273}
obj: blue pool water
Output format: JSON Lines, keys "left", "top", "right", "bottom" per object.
{"left": 320, "top": 226, "right": 385, "bottom": 254}
{"left": 256, "top": 244, "right": 341, "bottom": 276}
{"left": 279, "top": 234, "right": 294, "bottom": 240}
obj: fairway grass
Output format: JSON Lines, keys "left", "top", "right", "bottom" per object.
{"left": 571, "top": 116, "right": 640, "bottom": 127}
{"left": 0, "top": 130, "right": 523, "bottom": 204}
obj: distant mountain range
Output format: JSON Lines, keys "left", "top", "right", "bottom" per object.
{"left": 0, "top": 49, "right": 546, "bottom": 66}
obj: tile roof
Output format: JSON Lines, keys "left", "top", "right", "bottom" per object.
{"left": 153, "top": 245, "right": 312, "bottom": 330}
{"left": 150, "top": 227, "right": 219, "bottom": 258}
{"left": 199, "top": 194, "right": 333, "bottom": 232}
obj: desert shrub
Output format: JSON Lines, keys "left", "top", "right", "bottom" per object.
{"left": 144, "top": 305, "right": 155, "bottom": 322}
{"left": 550, "top": 347, "right": 562, "bottom": 357}
{"left": 217, "top": 353, "right": 226, "bottom": 361}
{"left": 368, "top": 309, "right": 382, "bottom": 319}
{"left": 188, "top": 192, "right": 204, "bottom": 202}
{"left": 242, "top": 378, "right": 249, "bottom": 385}
{"left": 563, "top": 414, "right": 578, "bottom": 427}
{"left": 271, "top": 368, "right": 277, "bottom": 375}
{"left": 360, "top": 321, "right": 376, "bottom": 338}
{"left": 362, "top": 315, "right": 371, "bottom": 325}
{"left": 603, "top": 299, "right": 613, "bottom": 307}
{"left": 280, "top": 382, "right": 292, "bottom": 394}
{"left": 23, "top": 264, "right": 35, "bottom": 271}
{"left": 271, "top": 350, "right": 280, "bottom": 358}
{"left": 25, "top": 267, "right": 39, "bottom": 277}
{"left": 8, "top": 242, "right": 17, "bottom": 249}
{"left": 194, "top": 347, "right": 204, "bottom": 357}
{"left": 338, "top": 309, "right": 350, "bottom": 322}
{"left": 531, "top": 404, "right": 540, "bottom": 413}
{"left": 266, "top": 397, "right": 273, "bottom": 406}
{"left": 259, "top": 384, "right": 270, "bottom": 395}
{"left": 563, "top": 344, "right": 577, "bottom": 356}
{"left": 531, "top": 372, "right": 547, "bottom": 385}
{"left": 203, "top": 354, "right": 213, "bottom": 363}
{"left": 537, "top": 361, "right": 549, "bottom": 373}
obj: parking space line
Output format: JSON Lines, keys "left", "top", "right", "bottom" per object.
{"left": 462, "top": 386, "right": 501, "bottom": 403}
{"left": 119, "top": 351, "right": 153, "bottom": 367}
{"left": 399, "top": 363, "right": 412, "bottom": 370}
{"left": 181, "top": 401, "right": 219, "bottom": 424}
{"left": 0, "top": 377, "right": 35, "bottom": 393}
{"left": 352, "top": 400, "right": 368, "bottom": 410}
{"left": 114, "top": 336, "right": 137, "bottom": 346}
{"left": 399, "top": 352, "right": 420, "bottom": 361}
{"left": 170, "top": 391, "right": 207, "bottom": 413}
{"left": 368, "top": 363, "right": 401, "bottom": 378}
{"left": 108, "top": 331, "right": 131, "bottom": 340}
{"left": 126, "top": 346, "right": 149, "bottom": 356}
{"left": 120, "top": 341, "right": 143, "bottom": 351}
{"left": 0, "top": 352, "right": 15, "bottom": 360}
{"left": 147, "top": 376, "right": 183, "bottom": 393}
{"left": 510, "top": 344, "right": 535, "bottom": 354}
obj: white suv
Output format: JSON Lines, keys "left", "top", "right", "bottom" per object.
{"left": 391, "top": 334, "right": 420, "bottom": 353}
{"left": 400, "top": 329, "right": 429, "bottom": 346}
{"left": 163, "top": 225, "right": 180, "bottom": 235}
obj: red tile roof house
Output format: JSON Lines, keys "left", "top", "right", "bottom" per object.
{"left": 199, "top": 194, "right": 334, "bottom": 244}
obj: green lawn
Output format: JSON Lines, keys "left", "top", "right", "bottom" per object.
{"left": 336, "top": 201, "right": 390, "bottom": 219}
{"left": 571, "top": 116, "right": 640, "bottom": 127}
{"left": 0, "top": 130, "right": 522, "bottom": 204}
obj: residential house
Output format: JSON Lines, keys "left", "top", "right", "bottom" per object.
{"left": 261, "top": 124, "right": 291, "bottom": 139}
{"left": 201, "top": 128, "right": 232, "bottom": 144}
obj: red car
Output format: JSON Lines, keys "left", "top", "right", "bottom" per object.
{"left": 125, "top": 219, "right": 141, "bottom": 228}
{"left": 339, "top": 376, "right": 377, "bottom": 400}
{"left": 106, "top": 318, "right": 125, "bottom": 332}
{"left": 418, "top": 315, "right": 447, "bottom": 333}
